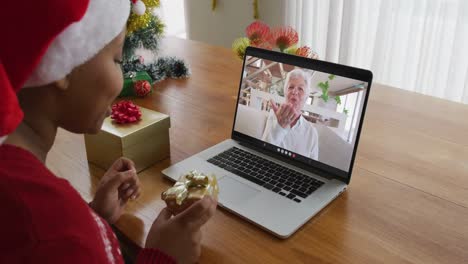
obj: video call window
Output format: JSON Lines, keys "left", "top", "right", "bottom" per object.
{"left": 234, "top": 56, "right": 368, "bottom": 172}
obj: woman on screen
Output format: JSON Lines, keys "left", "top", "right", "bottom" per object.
{"left": 262, "top": 69, "right": 319, "bottom": 160}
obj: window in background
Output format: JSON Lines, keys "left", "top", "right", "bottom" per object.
{"left": 159, "top": 0, "right": 186, "bottom": 38}
{"left": 285, "top": 0, "right": 468, "bottom": 104}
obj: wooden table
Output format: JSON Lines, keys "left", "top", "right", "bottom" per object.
{"left": 47, "top": 37, "right": 468, "bottom": 264}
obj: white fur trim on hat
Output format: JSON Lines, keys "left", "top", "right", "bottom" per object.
{"left": 24, "top": 0, "right": 130, "bottom": 87}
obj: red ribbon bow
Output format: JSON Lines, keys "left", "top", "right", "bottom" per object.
{"left": 111, "top": 100, "right": 142, "bottom": 124}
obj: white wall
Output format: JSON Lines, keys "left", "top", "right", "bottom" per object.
{"left": 159, "top": 0, "right": 187, "bottom": 38}
{"left": 184, "top": 0, "right": 285, "bottom": 48}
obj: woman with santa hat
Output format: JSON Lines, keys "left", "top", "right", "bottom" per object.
{"left": 0, "top": 1, "right": 217, "bottom": 263}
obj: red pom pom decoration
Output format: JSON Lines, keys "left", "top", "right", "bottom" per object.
{"left": 111, "top": 100, "right": 142, "bottom": 124}
{"left": 134, "top": 80, "right": 151, "bottom": 97}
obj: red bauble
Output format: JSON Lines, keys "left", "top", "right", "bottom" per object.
{"left": 111, "top": 100, "right": 142, "bottom": 124}
{"left": 133, "top": 80, "right": 151, "bottom": 97}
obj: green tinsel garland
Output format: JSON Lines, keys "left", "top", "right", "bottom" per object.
{"left": 122, "top": 1, "right": 190, "bottom": 89}
{"left": 123, "top": 17, "right": 165, "bottom": 61}
{"left": 122, "top": 57, "right": 191, "bottom": 83}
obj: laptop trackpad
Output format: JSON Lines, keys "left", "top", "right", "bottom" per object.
{"left": 218, "top": 176, "right": 260, "bottom": 204}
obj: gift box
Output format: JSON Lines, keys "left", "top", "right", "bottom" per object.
{"left": 84, "top": 105, "right": 170, "bottom": 173}
{"left": 162, "top": 170, "right": 219, "bottom": 214}
{"left": 119, "top": 71, "right": 152, "bottom": 97}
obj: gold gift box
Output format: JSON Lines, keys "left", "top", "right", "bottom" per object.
{"left": 84, "top": 106, "right": 170, "bottom": 173}
{"left": 162, "top": 170, "right": 219, "bottom": 215}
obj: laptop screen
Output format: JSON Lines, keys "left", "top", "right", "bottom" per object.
{"left": 233, "top": 49, "right": 371, "bottom": 180}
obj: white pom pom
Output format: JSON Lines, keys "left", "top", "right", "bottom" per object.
{"left": 132, "top": 0, "right": 146, "bottom": 16}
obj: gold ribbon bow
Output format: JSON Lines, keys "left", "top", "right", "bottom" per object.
{"left": 162, "top": 170, "right": 218, "bottom": 205}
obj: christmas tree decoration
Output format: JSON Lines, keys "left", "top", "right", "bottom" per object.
{"left": 122, "top": 0, "right": 190, "bottom": 96}
{"left": 133, "top": 80, "right": 152, "bottom": 97}
{"left": 123, "top": 57, "right": 190, "bottom": 83}
{"left": 161, "top": 57, "right": 191, "bottom": 78}
{"left": 126, "top": 0, "right": 160, "bottom": 34}
{"left": 232, "top": 21, "right": 318, "bottom": 60}
{"left": 131, "top": 0, "right": 146, "bottom": 15}
{"left": 119, "top": 71, "right": 153, "bottom": 97}
{"left": 123, "top": 19, "right": 164, "bottom": 59}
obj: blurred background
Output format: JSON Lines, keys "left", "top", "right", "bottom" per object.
{"left": 160, "top": 0, "right": 468, "bottom": 104}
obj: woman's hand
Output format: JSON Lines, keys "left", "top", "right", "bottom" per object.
{"left": 270, "top": 99, "right": 300, "bottom": 128}
{"left": 145, "top": 197, "right": 217, "bottom": 264}
{"left": 90, "top": 157, "right": 141, "bottom": 224}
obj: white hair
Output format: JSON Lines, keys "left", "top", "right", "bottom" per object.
{"left": 283, "top": 68, "right": 311, "bottom": 96}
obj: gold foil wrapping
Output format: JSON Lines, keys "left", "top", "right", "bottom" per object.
{"left": 84, "top": 107, "right": 170, "bottom": 173}
{"left": 162, "top": 170, "right": 219, "bottom": 214}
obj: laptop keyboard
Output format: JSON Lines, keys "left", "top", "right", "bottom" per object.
{"left": 207, "top": 147, "right": 324, "bottom": 203}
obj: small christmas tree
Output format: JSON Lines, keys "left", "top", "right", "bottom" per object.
{"left": 121, "top": 0, "right": 190, "bottom": 96}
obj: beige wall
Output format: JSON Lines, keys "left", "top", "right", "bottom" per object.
{"left": 184, "top": 0, "right": 284, "bottom": 48}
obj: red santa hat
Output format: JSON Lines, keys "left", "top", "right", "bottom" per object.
{"left": 0, "top": 0, "right": 130, "bottom": 143}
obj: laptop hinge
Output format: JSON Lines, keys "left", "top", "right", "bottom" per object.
{"left": 237, "top": 140, "right": 344, "bottom": 182}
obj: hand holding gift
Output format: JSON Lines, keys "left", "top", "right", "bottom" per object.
{"left": 162, "top": 170, "right": 219, "bottom": 215}
{"left": 146, "top": 197, "right": 217, "bottom": 264}
{"left": 146, "top": 171, "right": 218, "bottom": 264}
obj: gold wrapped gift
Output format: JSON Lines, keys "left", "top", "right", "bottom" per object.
{"left": 162, "top": 170, "right": 219, "bottom": 214}
{"left": 84, "top": 106, "right": 170, "bottom": 173}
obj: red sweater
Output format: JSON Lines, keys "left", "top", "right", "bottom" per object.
{"left": 0, "top": 144, "right": 175, "bottom": 264}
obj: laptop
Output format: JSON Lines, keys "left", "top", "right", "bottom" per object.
{"left": 162, "top": 46, "right": 373, "bottom": 238}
